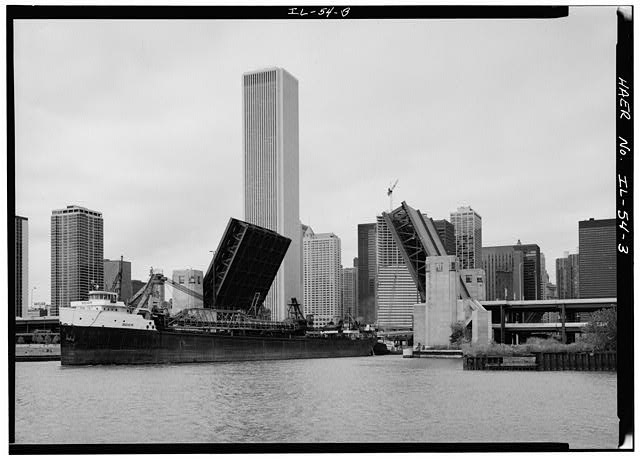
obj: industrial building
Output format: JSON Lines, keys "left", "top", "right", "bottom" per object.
{"left": 171, "top": 269, "right": 204, "bottom": 313}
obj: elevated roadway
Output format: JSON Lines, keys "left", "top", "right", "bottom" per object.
{"left": 480, "top": 298, "right": 616, "bottom": 343}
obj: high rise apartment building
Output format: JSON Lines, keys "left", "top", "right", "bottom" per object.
{"left": 579, "top": 218, "right": 616, "bottom": 298}
{"left": 450, "top": 206, "right": 482, "bottom": 269}
{"left": 15, "top": 216, "right": 28, "bottom": 317}
{"left": 303, "top": 232, "right": 342, "bottom": 328}
{"left": 342, "top": 267, "right": 357, "bottom": 318}
{"left": 376, "top": 215, "right": 420, "bottom": 330}
{"left": 556, "top": 252, "right": 579, "bottom": 299}
{"left": 104, "top": 258, "right": 132, "bottom": 303}
{"left": 171, "top": 269, "right": 204, "bottom": 313}
{"left": 357, "top": 223, "right": 377, "bottom": 324}
{"left": 51, "top": 205, "right": 104, "bottom": 315}
{"left": 243, "top": 67, "right": 302, "bottom": 320}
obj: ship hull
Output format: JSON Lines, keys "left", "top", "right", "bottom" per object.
{"left": 60, "top": 325, "right": 376, "bottom": 365}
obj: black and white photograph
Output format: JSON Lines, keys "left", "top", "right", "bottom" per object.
{"left": 7, "top": 4, "right": 633, "bottom": 452}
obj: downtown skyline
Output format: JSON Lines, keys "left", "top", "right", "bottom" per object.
{"left": 13, "top": 9, "right": 617, "bottom": 303}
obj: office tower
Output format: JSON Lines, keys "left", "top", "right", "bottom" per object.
{"left": 51, "top": 205, "right": 104, "bottom": 315}
{"left": 482, "top": 246, "right": 524, "bottom": 300}
{"left": 243, "top": 67, "right": 301, "bottom": 321}
{"left": 171, "top": 269, "right": 204, "bottom": 313}
{"left": 103, "top": 258, "right": 132, "bottom": 303}
{"left": 432, "top": 219, "right": 456, "bottom": 256}
{"left": 579, "top": 218, "right": 616, "bottom": 298}
{"left": 357, "top": 223, "right": 377, "bottom": 324}
{"left": 556, "top": 252, "right": 579, "bottom": 299}
{"left": 342, "top": 267, "right": 356, "bottom": 319}
{"left": 513, "top": 240, "right": 542, "bottom": 300}
{"left": 376, "top": 215, "right": 420, "bottom": 330}
{"left": 545, "top": 282, "right": 557, "bottom": 300}
{"left": 15, "top": 216, "right": 28, "bottom": 318}
{"left": 450, "top": 206, "right": 482, "bottom": 269}
{"left": 303, "top": 232, "right": 342, "bottom": 328}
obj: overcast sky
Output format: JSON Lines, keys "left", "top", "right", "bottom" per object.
{"left": 14, "top": 7, "right": 617, "bottom": 303}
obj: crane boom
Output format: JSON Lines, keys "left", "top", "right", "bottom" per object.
{"left": 164, "top": 277, "right": 204, "bottom": 301}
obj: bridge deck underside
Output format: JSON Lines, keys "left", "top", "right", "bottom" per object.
{"left": 203, "top": 218, "right": 291, "bottom": 311}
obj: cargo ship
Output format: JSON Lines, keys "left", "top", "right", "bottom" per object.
{"left": 60, "top": 218, "right": 377, "bottom": 366}
{"left": 60, "top": 292, "right": 376, "bottom": 365}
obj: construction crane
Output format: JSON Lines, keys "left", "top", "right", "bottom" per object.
{"left": 387, "top": 179, "right": 399, "bottom": 211}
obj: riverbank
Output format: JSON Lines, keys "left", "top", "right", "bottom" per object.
{"left": 15, "top": 344, "right": 60, "bottom": 362}
{"left": 463, "top": 352, "right": 616, "bottom": 371}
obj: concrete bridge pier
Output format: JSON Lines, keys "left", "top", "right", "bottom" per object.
{"left": 413, "top": 255, "right": 491, "bottom": 347}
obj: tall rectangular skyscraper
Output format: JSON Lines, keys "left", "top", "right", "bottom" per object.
{"left": 556, "top": 252, "right": 579, "bottom": 299}
{"left": 579, "top": 218, "right": 616, "bottom": 298}
{"left": 243, "top": 67, "right": 301, "bottom": 320}
{"left": 450, "top": 206, "right": 482, "bottom": 269}
{"left": 15, "top": 216, "right": 28, "bottom": 317}
{"left": 342, "top": 266, "right": 356, "bottom": 318}
{"left": 51, "top": 205, "right": 104, "bottom": 316}
{"left": 357, "top": 223, "right": 377, "bottom": 324}
{"left": 303, "top": 232, "right": 342, "bottom": 328}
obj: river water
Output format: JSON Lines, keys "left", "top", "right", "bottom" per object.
{"left": 14, "top": 356, "right": 617, "bottom": 448}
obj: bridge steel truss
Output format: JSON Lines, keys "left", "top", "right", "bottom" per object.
{"left": 382, "top": 202, "right": 448, "bottom": 302}
{"left": 203, "top": 218, "right": 291, "bottom": 312}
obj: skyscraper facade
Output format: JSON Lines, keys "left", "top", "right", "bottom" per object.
{"left": 513, "top": 241, "right": 542, "bottom": 300}
{"left": 342, "top": 267, "right": 356, "bottom": 318}
{"left": 450, "top": 206, "right": 482, "bottom": 269}
{"left": 51, "top": 205, "right": 104, "bottom": 316}
{"left": 482, "top": 245, "right": 524, "bottom": 301}
{"left": 432, "top": 219, "right": 456, "bottom": 256}
{"left": 171, "top": 269, "right": 204, "bottom": 313}
{"left": 376, "top": 215, "right": 420, "bottom": 330}
{"left": 15, "top": 216, "right": 28, "bottom": 318}
{"left": 243, "top": 67, "right": 301, "bottom": 320}
{"left": 540, "top": 253, "right": 548, "bottom": 300}
{"left": 357, "top": 223, "right": 377, "bottom": 324}
{"left": 303, "top": 232, "right": 342, "bottom": 328}
{"left": 103, "top": 258, "right": 132, "bottom": 303}
{"left": 579, "top": 218, "right": 616, "bottom": 298}
{"left": 556, "top": 252, "right": 579, "bottom": 299}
